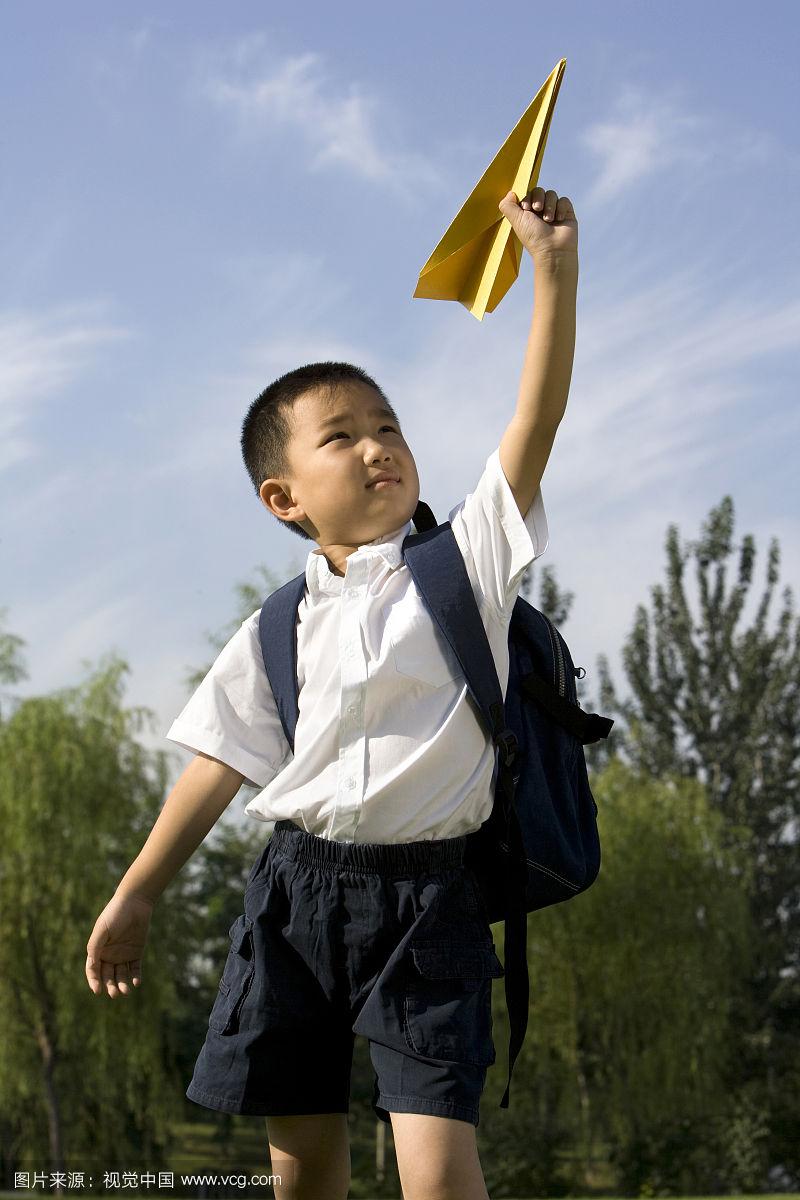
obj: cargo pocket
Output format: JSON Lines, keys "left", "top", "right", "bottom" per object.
{"left": 403, "top": 943, "right": 505, "bottom": 1066}
{"left": 208, "top": 914, "right": 255, "bottom": 1036}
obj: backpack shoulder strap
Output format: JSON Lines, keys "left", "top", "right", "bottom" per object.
{"left": 258, "top": 572, "right": 306, "bottom": 752}
{"left": 402, "top": 523, "right": 511, "bottom": 749}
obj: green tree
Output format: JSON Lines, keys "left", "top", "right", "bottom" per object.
{"left": 479, "top": 757, "right": 753, "bottom": 1197}
{"left": 524, "top": 497, "right": 800, "bottom": 1188}
{"left": 0, "top": 655, "right": 186, "bottom": 1179}
{"left": 579, "top": 759, "right": 756, "bottom": 1194}
{"left": 0, "top": 603, "right": 29, "bottom": 696}
{"left": 0, "top": 572, "right": 299, "bottom": 1185}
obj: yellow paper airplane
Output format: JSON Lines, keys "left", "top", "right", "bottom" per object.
{"left": 413, "top": 58, "right": 566, "bottom": 321}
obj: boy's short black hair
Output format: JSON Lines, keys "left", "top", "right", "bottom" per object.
{"left": 241, "top": 361, "right": 400, "bottom": 543}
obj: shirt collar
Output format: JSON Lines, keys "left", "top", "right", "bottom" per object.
{"left": 304, "top": 519, "right": 415, "bottom": 599}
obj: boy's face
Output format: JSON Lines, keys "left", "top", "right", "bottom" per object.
{"left": 259, "top": 382, "right": 421, "bottom": 552}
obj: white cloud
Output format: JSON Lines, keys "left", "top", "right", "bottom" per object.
{"left": 399, "top": 270, "right": 800, "bottom": 511}
{"left": 581, "top": 84, "right": 709, "bottom": 204}
{"left": 0, "top": 305, "right": 132, "bottom": 473}
{"left": 581, "top": 82, "right": 791, "bottom": 205}
{"left": 195, "top": 32, "right": 443, "bottom": 201}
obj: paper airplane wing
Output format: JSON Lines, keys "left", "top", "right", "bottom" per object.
{"left": 413, "top": 58, "right": 566, "bottom": 322}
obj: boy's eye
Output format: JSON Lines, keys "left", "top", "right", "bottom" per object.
{"left": 325, "top": 426, "right": 398, "bottom": 443}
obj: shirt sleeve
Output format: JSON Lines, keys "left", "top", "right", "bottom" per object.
{"left": 447, "top": 446, "right": 549, "bottom": 615}
{"left": 164, "top": 608, "right": 292, "bottom": 789}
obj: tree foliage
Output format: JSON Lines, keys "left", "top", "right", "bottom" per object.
{"left": 516, "top": 495, "right": 800, "bottom": 1189}
{"left": 0, "top": 655, "right": 186, "bottom": 1176}
{"left": 480, "top": 756, "right": 755, "bottom": 1196}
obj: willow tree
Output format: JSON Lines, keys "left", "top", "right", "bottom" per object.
{"left": 0, "top": 653, "right": 187, "bottom": 1178}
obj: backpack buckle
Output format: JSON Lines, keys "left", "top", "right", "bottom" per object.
{"left": 494, "top": 728, "right": 518, "bottom": 768}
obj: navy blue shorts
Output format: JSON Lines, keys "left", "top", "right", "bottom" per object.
{"left": 186, "top": 819, "right": 505, "bottom": 1126}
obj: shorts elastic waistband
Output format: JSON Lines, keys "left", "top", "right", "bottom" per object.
{"left": 270, "top": 820, "right": 467, "bottom": 875}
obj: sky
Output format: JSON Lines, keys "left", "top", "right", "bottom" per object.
{"left": 2, "top": 1, "right": 799, "bottom": 805}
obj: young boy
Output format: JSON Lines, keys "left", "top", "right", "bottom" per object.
{"left": 85, "top": 185, "right": 578, "bottom": 1200}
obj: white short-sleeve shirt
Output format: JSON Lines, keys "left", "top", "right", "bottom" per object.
{"left": 165, "top": 447, "right": 548, "bottom": 842}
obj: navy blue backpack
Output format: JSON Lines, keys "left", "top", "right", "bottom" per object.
{"left": 258, "top": 499, "right": 614, "bottom": 1109}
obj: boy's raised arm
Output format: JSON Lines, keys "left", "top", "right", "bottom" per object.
{"left": 496, "top": 186, "right": 579, "bottom": 518}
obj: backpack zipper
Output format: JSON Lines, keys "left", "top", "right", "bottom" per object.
{"left": 541, "top": 613, "right": 566, "bottom": 699}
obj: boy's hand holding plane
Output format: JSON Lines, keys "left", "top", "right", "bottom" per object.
{"left": 498, "top": 186, "right": 578, "bottom": 263}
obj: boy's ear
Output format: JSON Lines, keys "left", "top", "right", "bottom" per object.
{"left": 259, "top": 478, "right": 304, "bottom": 523}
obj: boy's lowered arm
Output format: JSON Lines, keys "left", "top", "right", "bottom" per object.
{"left": 115, "top": 751, "right": 245, "bottom": 905}
{"left": 496, "top": 186, "right": 579, "bottom": 520}
{"left": 85, "top": 752, "right": 246, "bottom": 997}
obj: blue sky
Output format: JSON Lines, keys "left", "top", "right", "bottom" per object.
{"left": 3, "top": 2, "right": 799, "bottom": 793}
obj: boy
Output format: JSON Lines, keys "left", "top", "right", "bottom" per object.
{"left": 85, "top": 185, "right": 578, "bottom": 1200}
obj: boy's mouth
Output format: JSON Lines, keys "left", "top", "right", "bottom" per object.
{"left": 366, "top": 473, "right": 401, "bottom": 489}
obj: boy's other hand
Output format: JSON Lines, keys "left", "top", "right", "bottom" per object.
{"left": 498, "top": 186, "right": 578, "bottom": 263}
{"left": 85, "top": 891, "right": 154, "bottom": 998}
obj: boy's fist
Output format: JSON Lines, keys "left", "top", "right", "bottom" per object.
{"left": 85, "top": 891, "right": 154, "bottom": 998}
{"left": 498, "top": 186, "right": 578, "bottom": 261}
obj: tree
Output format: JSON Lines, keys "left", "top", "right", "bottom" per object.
{"left": 0, "top": 655, "right": 186, "bottom": 1181}
{"left": 480, "top": 757, "right": 754, "bottom": 1197}
{"left": 552, "top": 496, "right": 800, "bottom": 1186}
{"left": 0, "top": 604, "right": 29, "bottom": 706}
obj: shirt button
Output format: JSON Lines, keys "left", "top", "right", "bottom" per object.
{"left": 347, "top": 705, "right": 357, "bottom": 715}
{"left": 346, "top": 779, "right": 356, "bottom": 789}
